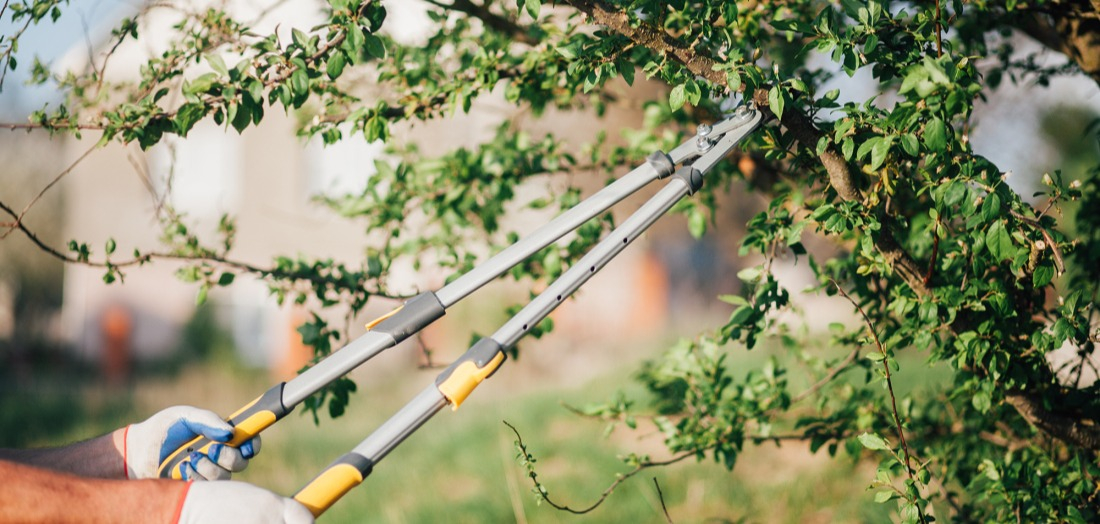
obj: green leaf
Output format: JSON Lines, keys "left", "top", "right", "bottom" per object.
{"left": 858, "top": 432, "right": 889, "bottom": 450}
{"left": 688, "top": 208, "right": 706, "bottom": 238}
{"left": 290, "top": 69, "right": 309, "bottom": 98}
{"left": 869, "top": 136, "right": 892, "bottom": 170}
{"left": 728, "top": 305, "right": 754, "bottom": 326}
{"left": 900, "top": 134, "right": 919, "bottom": 157}
{"left": 1033, "top": 263, "right": 1055, "bottom": 288}
{"left": 218, "top": 272, "right": 236, "bottom": 286}
{"left": 972, "top": 390, "right": 991, "bottom": 413}
{"left": 985, "top": 221, "right": 1015, "bottom": 260}
{"left": 981, "top": 192, "right": 1002, "bottom": 222}
{"left": 173, "top": 102, "right": 206, "bottom": 136}
{"left": 669, "top": 84, "right": 688, "bottom": 110}
{"left": 105, "top": 238, "right": 116, "bottom": 255}
{"left": 944, "top": 181, "right": 966, "bottom": 207}
{"left": 291, "top": 28, "right": 308, "bottom": 48}
{"left": 684, "top": 80, "right": 702, "bottom": 105}
{"left": 856, "top": 136, "right": 879, "bottom": 160}
{"left": 364, "top": 34, "right": 386, "bottom": 59}
{"left": 719, "top": 294, "right": 749, "bottom": 307}
{"left": 343, "top": 25, "right": 365, "bottom": 63}
{"left": 525, "top": 0, "right": 541, "bottom": 18}
{"left": 230, "top": 101, "right": 251, "bottom": 133}
{"left": 619, "top": 60, "right": 635, "bottom": 86}
{"left": 737, "top": 266, "right": 762, "bottom": 283}
{"left": 183, "top": 73, "right": 218, "bottom": 96}
{"left": 768, "top": 85, "right": 785, "bottom": 119}
{"left": 196, "top": 285, "right": 209, "bottom": 306}
{"left": 326, "top": 51, "right": 346, "bottom": 79}
{"left": 874, "top": 490, "right": 895, "bottom": 503}
{"left": 923, "top": 117, "right": 947, "bottom": 152}
{"left": 841, "top": 137, "right": 854, "bottom": 160}
{"left": 206, "top": 53, "right": 228, "bottom": 77}
{"left": 555, "top": 42, "right": 580, "bottom": 60}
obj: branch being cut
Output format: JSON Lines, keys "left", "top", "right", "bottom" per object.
{"left": 1015, "top": 1, "right": 1100, "bottom": 86}
{"left": 560, "top": 0, "right": 929, "bottom": 298}
{"left": 560, "top": 0, "right": 1100, "bottom": 452}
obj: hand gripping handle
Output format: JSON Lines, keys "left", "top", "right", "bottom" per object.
{"left": 156, "top": 383, "right": 290, "bottom": 479}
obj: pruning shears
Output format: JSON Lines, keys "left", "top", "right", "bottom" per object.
{"left": 159, "top": 104, "right": 762, "bottom": 517}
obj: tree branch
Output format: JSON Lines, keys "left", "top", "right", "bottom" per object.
{"left": 424, "top": 0, "right": 539, "bottom": 46}
{"left": 0, "top": 197, "right": 407, "bottom": 300}
{"left": 505, "top": 420, "right": 698, "bottom": 515}
{"left": 1015, "top": 1, "right": 1100, "bottom": 86}
{"left": 560, "top": 0, "right": 930, "bottom": 296}
{"left": 559, "top": 0, "right": 1100, "bottom": 454}
{"left": 1005, "top": 392, "right": 1100, "bottom": 450}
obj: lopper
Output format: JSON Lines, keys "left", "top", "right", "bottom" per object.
{"left": 158, "top": 104, "right": 763, "bottom": 517}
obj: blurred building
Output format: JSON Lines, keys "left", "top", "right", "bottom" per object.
{"left": 56, "top": 1, "right": 687, "bottom": 380}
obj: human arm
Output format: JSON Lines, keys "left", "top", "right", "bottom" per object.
{"left": 0, "top": 458, "right": 185, "bottom": 523}
{"left": 0, "top": 406, "right": 258, "bottom": 480}
{"left": 0, "top": 459, "right": 314, "bottom": 523}
{"left": 0, "top": 430, "right": 126, "bottom": 479}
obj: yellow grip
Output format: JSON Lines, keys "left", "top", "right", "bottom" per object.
{"left": 294, "top": 463, "right": 365, "bottom": 517}
{"left": 365, "top": 306, "right": 402, "bottom": 330}
{"left": 227, "top": 411, "right": 277, "bottom": 446}
{"left": 158, "top": 389, "right": 284, "bottom": 479}
{"left": 437, "top": 352, "right": 505, "bottom": 410}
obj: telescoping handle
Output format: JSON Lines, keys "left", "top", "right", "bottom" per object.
{"left": 154, "top": 150, "right": 677, "bottom": 479}
{"left": 288, "top": 107, "right": 762, "bottom": 516}
{"left": 289, "top": 153, "right": 726, "bottom": 517}
{"left": 156, "top": 293, "right": 447, "bottom": 479}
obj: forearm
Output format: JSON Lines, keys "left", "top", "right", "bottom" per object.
{"left": 0, "top": 429, "right": 127, "bottom": 479}
{"left": 0, "top": 459, "right": 185, "bottom": 523}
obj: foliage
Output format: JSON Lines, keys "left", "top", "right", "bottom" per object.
{"left": 3, "top": 0, "right": 1100, "bottom": 521}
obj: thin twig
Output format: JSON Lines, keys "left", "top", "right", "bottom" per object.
{"left": 653, "top": 478, "right": 674, "bottom": 524}
{"left": 0, "top": 142, "right": 98, "bottom": 239}
{"left": 934, "top": 0, "right": 943, "bottom": 57}
{"left": 1010, "top": 210, "right": 1066, "bottom": 273}
{"left": 832, "top": 280, "right": 927, "bottom": 524}
{"left": 0, "top": 197, "right": 410, "bottom": 299}
{"left": 504, "top": 420, "right": 695, "bottom": 515}
{"left": 790, "top": 346, "right": 862, "bottom": 405}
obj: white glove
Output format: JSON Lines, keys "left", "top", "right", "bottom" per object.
{"left": 176, "top": 480, "right": 315, "bottom": 524}
{"left": 126, "top": 406, "right": 260, "bottom": 480}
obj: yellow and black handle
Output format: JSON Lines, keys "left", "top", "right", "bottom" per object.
{"left": 435, "top": 338, "right": 506, "bottom": 410}
{"left": 157, "top": 382, "right": 291, "bottom": 479}
{"left": 293, "top": 452, "right": 374, "bottom": 517}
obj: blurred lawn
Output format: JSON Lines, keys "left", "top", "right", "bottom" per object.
{"left": 0, "top": 339, "right": 925, "bottom": 524}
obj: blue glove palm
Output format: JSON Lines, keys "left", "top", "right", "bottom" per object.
{"left": 126, "top": 406, "right": 260, "bottom": 480}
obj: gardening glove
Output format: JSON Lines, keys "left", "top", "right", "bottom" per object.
{"left": 125, "top": 406, "right": 260, "bottom": 480}
{"left": 176, "top": 480, "right": 315, "bottom": 524}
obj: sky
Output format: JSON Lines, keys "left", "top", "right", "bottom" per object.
{"left": 0, "top": 0, "right": 131, "bottom": 118}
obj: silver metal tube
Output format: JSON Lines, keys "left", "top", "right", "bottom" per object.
{"left": 281, "top": 330, "right": 398, "bottom": 407}
{"left": 492, "top": 177, "right": 692, "bottom": 349}
{"left": 434, "top": 161, "right": 663, "bottom": 307}
{"left": 350, "top": 385, "right": 448, "bottom": 463}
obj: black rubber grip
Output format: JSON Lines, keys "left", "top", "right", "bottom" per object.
{"left": 672, "top": 166, "right": 704, "bottom": 195}
{"left": 647, "top": 151, "right": 675, "bottom": 179}
{"left": 371, "top": 291, "right": 445, "bottom": 341}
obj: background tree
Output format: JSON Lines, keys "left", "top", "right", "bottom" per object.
{"left": 3, "top": 0, "right": 1100, "bottom": 521}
